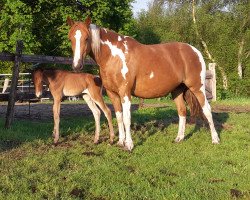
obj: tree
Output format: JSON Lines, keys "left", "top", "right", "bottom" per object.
{"left": 134, "top": 0, "right": 249, "bottom": 97}
{"left": 0, "top": 0, "right": 135, "bottom": 73}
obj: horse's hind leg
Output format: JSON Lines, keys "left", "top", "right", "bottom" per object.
{"left": 188, "top": 87, "right": 220, "bottom": 144}
{"left": 172, "top": 89, "right": 187, "bottom": 142}
{"left": 83, "top": 94, "right": 101, "bottom": 144}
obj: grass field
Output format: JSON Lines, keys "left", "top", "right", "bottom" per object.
{"left": 0, "top": 99, "right": 249, "bottom": 199}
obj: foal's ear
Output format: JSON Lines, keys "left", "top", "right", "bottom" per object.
{"left": 85, "top": 16, "right": 91, "bottom": 27}
{"left": 66, "top": 16, "right": 75, "bottom": 26}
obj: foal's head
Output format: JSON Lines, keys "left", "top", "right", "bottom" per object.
{"left": 67, "top": 16, "right": 92, "bottom": 72}
{"left": 32, "top": 69, "right": 44, "bottom": 98}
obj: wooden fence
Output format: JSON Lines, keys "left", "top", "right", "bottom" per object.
{"left": 0, "top": 40, "right": 94, "bottom": 128}
{"left": 0, "top": 40, "right": 216, "bottom": 128}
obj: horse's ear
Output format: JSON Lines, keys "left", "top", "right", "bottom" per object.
{"left": 85, "top": 16, "right": 91, "bottom": 27}
{"left": 66, "top": 16, "right": 74, "bottom": 27}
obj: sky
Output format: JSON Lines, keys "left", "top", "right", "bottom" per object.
{"left": 131, "top": 0, "right": 151, "bottom": 17}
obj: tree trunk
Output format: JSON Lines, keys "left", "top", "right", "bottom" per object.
{"left": 192, "top": 0, "right": 228, "bottom": 89}
{"left": 237, "top": 39, "right": 244, "bottom": 79}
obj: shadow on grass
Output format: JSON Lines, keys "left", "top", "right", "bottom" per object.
{"left": 130, "top": 105, "right": 229, "bottom": 147}
{"left": 0, "top": 103, "right": 229, "bottom": 152}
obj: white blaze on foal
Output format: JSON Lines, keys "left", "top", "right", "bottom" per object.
{"left": 101, "top": 39, "right": 128, "bottom": 79}
{"left": 73, "top": 30, "right": 82, "bottom": 67}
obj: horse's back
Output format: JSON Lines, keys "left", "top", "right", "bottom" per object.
{"left": 130, "top": 42, "right": 204, "bottom": 98}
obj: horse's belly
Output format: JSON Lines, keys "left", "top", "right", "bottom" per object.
{"left": 133, "top": 78, "right": 178, "bottom": 98}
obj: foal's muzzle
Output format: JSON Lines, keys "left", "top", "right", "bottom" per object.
{"left": 36, "top": 91, "right": 42, "bottom": 98}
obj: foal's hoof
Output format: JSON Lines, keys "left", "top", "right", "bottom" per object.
{"left": 174, "top": 136, "right": 184, "bottom": 143}
{"left": 54, "top": 138, "right": 59, "bottom": 144}
{"left": 109, "top": 140, "right": 114, "bottom": 145}
{"left": 94, "top": 140, "right": 100, "bottom": 145}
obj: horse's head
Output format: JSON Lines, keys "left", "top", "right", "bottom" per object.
{"left": 32, "top": 69, "right": 44, "bottom": 98}
{"left": 67, "top": 16, "right": 91, "bottom": 72}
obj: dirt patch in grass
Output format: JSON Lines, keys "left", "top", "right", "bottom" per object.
{"left": 1, "top": 102, "right": 248, "bottom": 122}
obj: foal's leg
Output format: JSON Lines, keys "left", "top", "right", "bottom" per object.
{"left": 87, "top": 91, "right": 115, "bottom": 144}
{"left": 189, "top": 87, "right": 220, "bottom": 144}
{"left": 53, "top": 97, "right": 61, "bottom": 144}
{"left": 172, "top": 91, "right": 187, "bottom": 142}
{"left": 106, "top": 90, "right": 125, "bottom": 146}
{"left": 82, "top": 94, "right": 101, "bottom": 144}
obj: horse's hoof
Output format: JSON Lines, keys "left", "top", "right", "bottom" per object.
{"left": 174, "top": 136, "right": 184, "bottom": 143}
{"left": 117, "top": 140, "right": 125, "bottom": 147}
{"left": 212, "top": 139, "right": 220, "bottom": 144}
{"left": 124, "top": 141, "right": 134, "bottom": 152}
{"left": 123, "top": 146, "right": 133, "bottom": 152}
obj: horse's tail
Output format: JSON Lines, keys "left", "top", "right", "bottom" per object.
{"left": 183, "top": 88, "right": 205, "bottom": 123}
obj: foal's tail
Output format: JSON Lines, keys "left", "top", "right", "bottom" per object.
{"left": 183, "top": 88, "right": 205, "bottom": 123}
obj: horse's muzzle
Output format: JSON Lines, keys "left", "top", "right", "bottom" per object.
{"left": 72, "top": 63, "right": 83, "bottom": 72}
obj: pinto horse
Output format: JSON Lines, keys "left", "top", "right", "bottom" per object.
{"left": 67, "top": 16, "right": 220, "bottom": 151}
{"left": 32, "top": 68, "right": 114, "bottom": 144}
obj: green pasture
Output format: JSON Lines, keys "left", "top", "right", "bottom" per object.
{"left": 0, "top": 99, "right": 249, "bottom": 199}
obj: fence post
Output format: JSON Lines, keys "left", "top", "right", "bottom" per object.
{"left": 208, "top": 63, "right": 216, "bottom": 101}
{"left": 5, "top": 40, "right": 23, "bottom": 128}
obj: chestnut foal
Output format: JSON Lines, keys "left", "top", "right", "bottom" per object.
{"left": 32, "top": 68, "right": 114, "bottom": 144}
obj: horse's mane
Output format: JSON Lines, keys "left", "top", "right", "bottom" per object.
{"left": 90, "top": 24, "right": 101, "bottom": 57}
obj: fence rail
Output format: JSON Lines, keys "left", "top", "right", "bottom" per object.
{"left": 0, "top": 52, "right": 95, "bottom": 65}
{"left": 0, "top": 40, "right": 216, "bottom": 128}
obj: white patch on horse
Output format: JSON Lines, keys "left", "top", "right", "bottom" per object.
{"left": 118, "top": 36, "right": 122, "bottom": 41}
{"left": 73, "top": 30, "right": 82, "bottom": 68}
{"left": 103, "top": 28, "right": 107, "bottom": 33}
{"left": 189, "top": 45, "right": 220, "bottom": 144}
{"left": 123, "top": 41, "right": 128, "bottom": 54}
{"left": 189, "top": 45, "right": 206, "bottom": 95}
{"left": 175, "top": 115, "right": 186, "bottom": 142}
{"left": 149, "top": 71, "right": 154, "bottom": 79}
{"left": 122, "top": 96, "right": 133, "bottom": 150}
{"left": 116, "top": 111, "right": 125, "bottom": 144}
{"left": 101, "top": 39, "right": 128, "bottom": 79}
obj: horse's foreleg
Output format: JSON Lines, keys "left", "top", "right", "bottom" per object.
{"left": 53, "top": 98, "right": 61, "bottom": 144}
{"left": 172, "top": 91, "right": 187, "bottom": 142}
{"left": 83, "top": 94, "right": 101, "bottom": 144}
{"left": 106, "top": 90, "right": 125, "bottom": 147}
{"left": 121, "top": 94, "right": 133, "bottom": 151}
